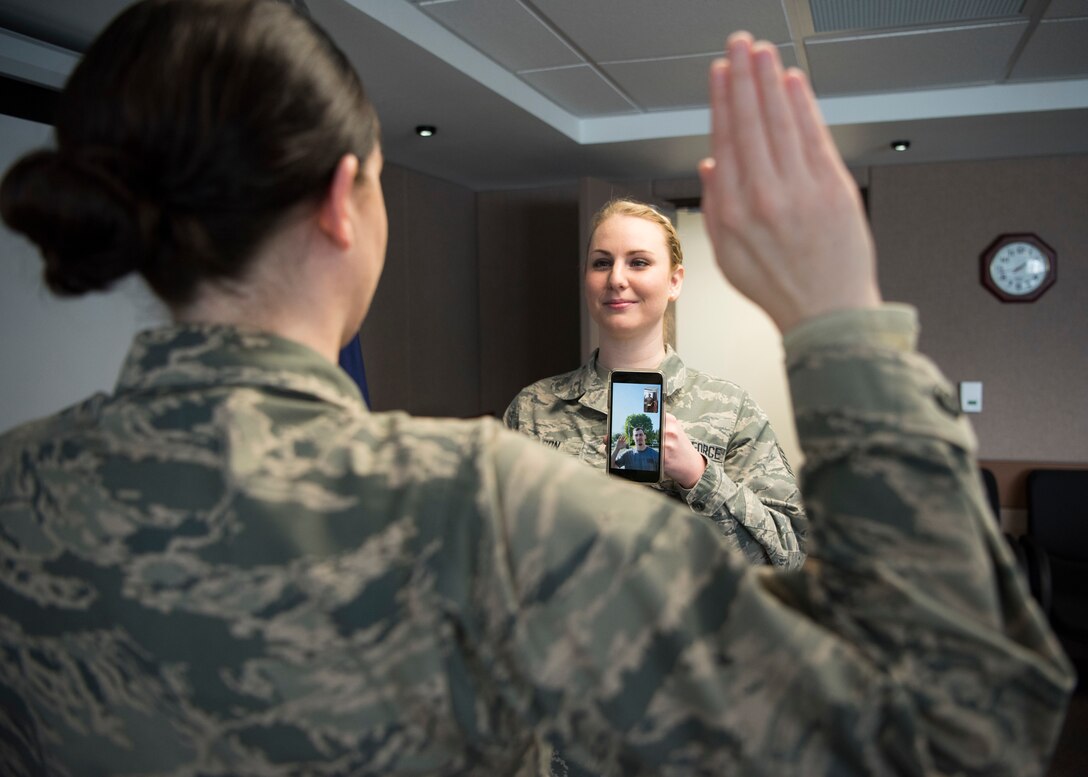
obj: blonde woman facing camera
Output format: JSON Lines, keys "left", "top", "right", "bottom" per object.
{"left": 505, "top": 199, "right": 806, "bottom": 569}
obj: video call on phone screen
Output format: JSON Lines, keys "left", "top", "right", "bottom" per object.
{"left": 608, "top": 377, "right": 664, "bottom": 482}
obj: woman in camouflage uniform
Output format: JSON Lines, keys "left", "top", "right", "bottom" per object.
{"left": 0, "top": 1, "right": 1072, "bottom": 774}
{"left": 505, "top": 199, "right": 807, "bottom": 569}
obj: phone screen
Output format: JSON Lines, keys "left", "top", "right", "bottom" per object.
{"left": 606, "top": 370, "right": 665, "bottom": 484}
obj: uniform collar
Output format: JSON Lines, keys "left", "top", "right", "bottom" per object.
{"left": 557, "top": 345, "right": 688, "bottom": 413}
{"left": 114, "top": 324, "right": 366, "bottom": 414}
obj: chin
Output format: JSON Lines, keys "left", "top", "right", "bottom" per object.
{"left": 599, "top": 322, "right": 657, "bottom": 340}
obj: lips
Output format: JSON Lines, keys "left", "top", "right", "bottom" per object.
{"left": 603, "top": 299, "right": 636, "bottom": 310}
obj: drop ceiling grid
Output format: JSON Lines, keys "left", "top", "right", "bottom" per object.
{"left": 530, "top": 0, "right": 793, "bottom": 61}
{"left": 602, "top": 46, "right": 800, "bottom": 112}
{"left": 414, "top": 0, "right": 800, "bottom": 117}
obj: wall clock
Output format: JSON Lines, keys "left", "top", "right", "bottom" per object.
{"left": 980, "top": 233, "right": 1056, "bottom": 303}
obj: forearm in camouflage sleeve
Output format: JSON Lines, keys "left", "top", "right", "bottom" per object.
{"left": 680, "top": 410, "right": 807, "bottom": 570}
{"left": 768, "top": 307, "right": 1074, "bottom": 774}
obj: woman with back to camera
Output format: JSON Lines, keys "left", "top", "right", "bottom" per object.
{"left": 505, "top": 199, "right": 806, "bottom": 569}
{"left": 0, "top": 1, "right": 1072, "bottom": 774}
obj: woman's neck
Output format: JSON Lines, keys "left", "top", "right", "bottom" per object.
{"left": 175, "top": 293, "right": 343, "bottom": 364}
{"left": 596, "top": 331, "right": 667, "bottom": 371}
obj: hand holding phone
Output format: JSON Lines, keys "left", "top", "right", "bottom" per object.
{"left": 606, "top": 370, "right": 665, "bottom": 484}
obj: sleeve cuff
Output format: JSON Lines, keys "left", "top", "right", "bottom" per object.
{"left": 679, "top": 458, "right": 732, "bottom": 514}
{"left": 785, "top": 303, "right": 976, "bottom": 456}
{"left": 783, "top": 304, "right": 918, "bottom": 361}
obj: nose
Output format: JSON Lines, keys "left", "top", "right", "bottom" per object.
{"left": 608, "top": 263, "right": 627, "bottom": 289}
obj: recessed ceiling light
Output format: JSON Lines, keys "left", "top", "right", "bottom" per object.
{"left": 890, "top": 140, "right": 910, "bottom": 152}
{"left": 415, "top": 125, "right": 436, "bottom": 138}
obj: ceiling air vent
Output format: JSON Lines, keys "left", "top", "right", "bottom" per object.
{"left": 809, "top": 0, "right": 1025, "bottom": 33}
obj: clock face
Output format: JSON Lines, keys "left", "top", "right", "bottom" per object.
{"left": 988, "top": 241, "right": 1051, "bottom": 296}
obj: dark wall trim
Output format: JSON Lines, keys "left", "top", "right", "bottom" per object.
{"left": 0, "top": 75, "right": 59, "bottom": 126}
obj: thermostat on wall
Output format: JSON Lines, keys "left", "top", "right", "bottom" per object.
{"left": 959, "top": 381, "right": 982, "bottom": 413}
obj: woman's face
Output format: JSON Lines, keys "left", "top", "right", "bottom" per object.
{"left": 585, "top": 214, "right": 683, "bottom": 340}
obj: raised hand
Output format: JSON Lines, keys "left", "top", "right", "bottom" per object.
{"left": 612, "top": 434, "right": 628, "bottom": 455}
{"left": 699, "top": 32, "right": 881, "bottom": 333}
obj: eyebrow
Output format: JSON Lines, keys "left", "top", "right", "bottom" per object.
{"left": 589, "top": 248, "right": 655, "bottom": 256}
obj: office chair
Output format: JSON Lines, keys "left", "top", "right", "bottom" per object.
{"left": 979, "top": 467, "right": 1036, "bottom": 586}
{"left": 1021, "top": 469, "right": 1088, "bottom": 679}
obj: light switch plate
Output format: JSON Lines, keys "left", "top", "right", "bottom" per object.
{"left": 959, "top": 381, "right": 982, "bottom": 413}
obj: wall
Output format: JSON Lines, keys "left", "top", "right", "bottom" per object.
{"left": 360, "top": 163, "right": 480, "bottom": 417}
{"left": 477, "top": 184, "right": 580, "bottom": 417}
{"left": 361, "top": 169, "right": 582, "bottom": 420}
{"left": 869, "top": 155, "right": 1088, "bottom": 463}
{"left": 0, "top": 114, "right": 166, "bottom": 435}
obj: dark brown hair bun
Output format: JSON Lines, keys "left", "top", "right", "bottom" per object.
{"left": 1, "top": 149, "right": 144, "bottom": 295}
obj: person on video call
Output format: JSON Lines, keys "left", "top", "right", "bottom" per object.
{"left": 504, "top": 197, "right": 806, "bottom": 569}
{"left": 611, "top": 426, "right": 660, "bottom": 472}
{"left": 643, "top": 392, "right": 658, "bottom": 413}
{"left": 0, "top": 0, "right": 1073, "bottom": 774}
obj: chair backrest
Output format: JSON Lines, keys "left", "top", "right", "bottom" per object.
{"left": 1026, "top": 469, "right": 1088, "bottom": 561}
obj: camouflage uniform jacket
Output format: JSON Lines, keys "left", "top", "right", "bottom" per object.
{"left": 503, "top": 346, "right": 807, "bottom": 569}
{"left": 0, "top": 313, "right": 1073, "bottom": 776}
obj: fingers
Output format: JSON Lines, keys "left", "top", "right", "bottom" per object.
{"left": 753, "top": 43, "right": 804, "bottom": 178}
{"left": 725, "top": 33, "right": 774, "bottom": 186}
{"left": 707, "top": 58, "right": 737, "bottom": 196}
{"left": 663, "top": 414, "right": 689, "bottom": 447}
{"left": 785, "top": 67, "right": 839, "bottom": 178}
{"left": 713, "top": 34, "right": 815, "bottom": 186}
{"left": 660, "top": 415, "right": 706, "bottom": 489}
{"left": 701, "top": 30, "right": 879, "bottom": 332}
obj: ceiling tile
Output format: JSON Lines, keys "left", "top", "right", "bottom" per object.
{"left": 518, "top": 65, "right": 638, "bottom": 116}
{"left": 530, "top": 0, "right": 791, "bottom": 62}
{"left": 601, "top": 55, "right": 717, "bottom": 112}
{"left": 419, "top": 0, "right": 583, "bottom": 71}
{"left": 1044, "top": 0, "right": 1088, "bottom": 19}
{"left": 603, "top": 46, "right": 798, "bottom": 112}
{"left": 1011, "top": 18, "right": 1088, "bottom": 80}
{"left": 806, "top": 21, "right": 1028, "bottom": 95}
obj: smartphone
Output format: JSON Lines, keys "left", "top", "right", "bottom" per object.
{"left": 606, "top": 369, "right": 665, "bottom": 484}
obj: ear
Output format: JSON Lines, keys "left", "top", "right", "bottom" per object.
{"left": 316, "top": 154, "right": 360, "bottom": 250}
{"left": 668, "top": 264, "right": 685, "bottom": 301}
